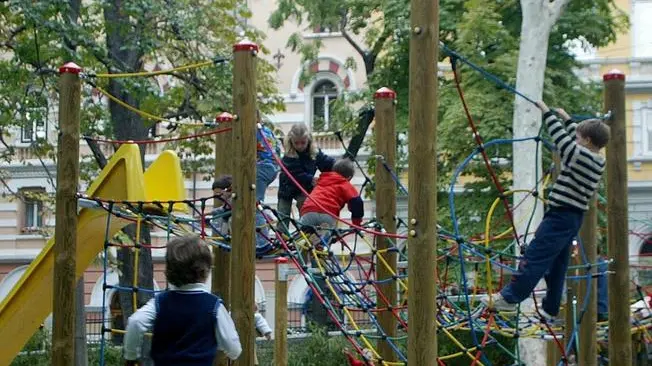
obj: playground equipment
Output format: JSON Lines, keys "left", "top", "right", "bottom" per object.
{"left": 0, "top": 144, "right": 185, "bottom": 365}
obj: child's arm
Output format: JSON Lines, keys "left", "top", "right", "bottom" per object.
{"left": 347, "top": 196, "right": 364, "bottom": 226}
{"left": 555, "top": 108, "right": 578, "bottom": 136}
{"left": 316, "top": 150, "right": 336, "bottom": 172}
{"left": 123, "top": 299, "right": 156, "bottom": 362}
{"left": 254, "top": 312, "right": 273, "bottom": 340}
{"left": 215, "top": 304, "right": 242, "bottom": 360}
{"left": 536, "top": 101, "right": 578, "bottom": 163}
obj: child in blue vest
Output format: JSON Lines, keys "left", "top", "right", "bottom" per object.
{"left": 123, "top": 236, "right": 241, "bottom": 365}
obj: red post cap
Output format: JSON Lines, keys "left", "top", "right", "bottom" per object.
{"left": 374, "top": 87, "right": 396, "bottom": 99}
{"left": 216, "top": 112, "right": 234, "bottom": 122}
{"left": 233, "top": 40, "right": 259, "bottom": 52}
{"left": 59, "top": 62, "right": 83, "bottom": 74}
{"left": 275, "top": 257, "right": 289, "bottom": 264}
{"left": 603, "top": 69, "right": 625, "bottom": 81}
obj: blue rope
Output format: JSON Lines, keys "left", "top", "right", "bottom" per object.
{"left": 440, "top": 42, "right": 537, "bottom": 105}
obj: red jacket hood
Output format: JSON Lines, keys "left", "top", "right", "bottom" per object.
{"left": 317, "top": 171, "right": 350, "bottom": 186}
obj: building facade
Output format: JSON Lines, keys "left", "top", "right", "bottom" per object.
{"left": 0, "top": 0, "right": 651, "bottom": 339}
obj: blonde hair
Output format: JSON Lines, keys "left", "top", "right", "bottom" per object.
{"left": 283, "top": 123, "right": 318, "bottom": 158}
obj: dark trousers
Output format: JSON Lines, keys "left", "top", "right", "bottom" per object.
{"left": 501, "top": 206, "right": 584, "bottom": 316}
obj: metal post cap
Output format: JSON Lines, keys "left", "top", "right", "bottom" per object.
{"left": 603, "top": 69, "right": 625, "bottom": 81}
{"left": 374, "top": 87, "right": 397, "bottom": 99}
{"left": 216, "top": 112, "right": 234, "bottom": 122}
{"left": 59, "top": 62, "right": 83, "bottom": 74}
{"left": 233, "top": 40, "right": 259, "bottom": 52}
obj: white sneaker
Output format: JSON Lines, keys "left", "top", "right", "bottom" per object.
{"left": 537, "top": 308, "right": 555, "bottom": 323}
{"left": 481, "top": 293, "right": 517, "bottom": 312}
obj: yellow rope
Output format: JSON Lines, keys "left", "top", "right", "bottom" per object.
{"left": 94, "top": 60, "right": 214, "bottom": 78}
{"left": 92, "top": 85, "right": 209, "bottom": 126}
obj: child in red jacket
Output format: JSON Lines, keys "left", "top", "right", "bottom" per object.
{"left": 300, "top": 157, "right": 364, "bottom": 230}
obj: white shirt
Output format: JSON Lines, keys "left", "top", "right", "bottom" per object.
{"left": 123, "top": 283, "right": 242, "bottom": 361}
{"left": 254, "top": 312, "right": 272, "bottom": 336}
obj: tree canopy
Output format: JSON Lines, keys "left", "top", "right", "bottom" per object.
{"left": 270, "top": 0, "right": 626, "bottom": 235}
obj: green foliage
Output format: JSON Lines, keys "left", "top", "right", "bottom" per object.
{"left": 1, "top": 0, "right": 282, "bottom": 183}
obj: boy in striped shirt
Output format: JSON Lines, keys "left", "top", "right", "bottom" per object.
{"left": 482, "top": 100, "right": 610, "bottom": 320}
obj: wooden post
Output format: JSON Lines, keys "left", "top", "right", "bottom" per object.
{"left": 578, "top": 197, "right": 598, "bottom": 366}
{"left": 230, "top": 40, "right": 258, "bottom": 366}
{"left": 374, "top": 87, "right": 398, "bottom": 362}
{"left": 274, "top": 257, "right": 289, "bottom": 366}
{"left": 407, "top": 0, "right": 438, "bottom": 364}
{"left": 52, "top": 62, "right": 82, "bottom": 365}
{"left": 213, "top": 112, "right": 234, "bottom": 366}
{"left": 546, "top": 153, "right": 562, "bottom": 366}
{"left": 604, "top": 69, "right": 631, "bottom": 365}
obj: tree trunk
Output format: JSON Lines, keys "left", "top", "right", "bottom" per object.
{"left": 344, "top": 107, "right": 375, "bottom": 159}
{"left": 512, "top": 1, "right": 569, "bottom": 364}
{"left": 75, "top": 277, "right": 88, "bottom": 366}
{"left": 104, "top": 1, "right": 153, "bottom": 365}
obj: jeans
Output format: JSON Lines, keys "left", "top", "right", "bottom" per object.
{"left": 255, "top": 162, "right": 279, "bottom": 250}
{"left": 501, "top": 206, "right": 584, "bottom": 316}
{"left": 277, "top": 195, "right": 307, "bottom": 234}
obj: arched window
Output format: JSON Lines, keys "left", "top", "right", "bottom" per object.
{"left": 312, "top": 80, "right": 338, "bottom": 131}
{"left": 639, "top": 236, "right": 652, "bottom": 286}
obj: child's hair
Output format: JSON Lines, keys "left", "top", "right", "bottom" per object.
{"left": 284, "top": 123, "right": 317, "bottom": 159}
{"left": 332, "top": 158, "right": 355, "bottom": 179}
{"left": 165, "top": 236, "right": 212, "bottom": 287}
{"left": 576, "top": 119, "right": 610, "bottom": 149}
{"left": 212, "top": 174, "right": 233, "bottom": 191}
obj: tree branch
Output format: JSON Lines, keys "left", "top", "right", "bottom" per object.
{"left": 370, "top": 26, "right": 392, "bottom": 58}
{"left": 549, "top": 0, "right": 571, "bottom": 23}
{"left": 339, "top": 11, "right": 366, "bottom": 57}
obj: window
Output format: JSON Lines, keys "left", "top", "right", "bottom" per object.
{"left": 21, "top": 188, "right": 45, "bottom": 231}
{"left": 633, "top": 101, "right": 652, "bottom": 158}
{"left": 633, "top": 1, "right": 652, "bottom": 58}
{"left": 645, "top": 109, "right": 652, "bottom": 155}
{"left": 20, "top": 108, "right": 47, "bottom": 143}
{"left": 312, "top": 24, "right": 340, "bottom": 34}
{"left": 639, "top": 236, "right": 652, "bottom": 286}
{"left": 312, "top": 80, "right": 338, "bottom": 131}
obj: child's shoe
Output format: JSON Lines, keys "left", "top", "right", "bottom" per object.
{"left": 481, "top": 292, "right": 517, "bottom": 312}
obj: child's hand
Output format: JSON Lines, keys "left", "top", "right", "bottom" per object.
{"left": 535, "top": 101, "right": 550, "bottom": 113}
{"left": 555, "top": 108, "right": 571, "bottom": 121}
{"left": 312, "top": 177, "right": 318, "bottom": 187}
{"left": 265, "top": 332, "right": 272, "bottom": 340}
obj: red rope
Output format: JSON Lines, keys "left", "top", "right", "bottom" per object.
{"left": 84, "top": 126, "right": 232, "bottom": 145}
{"left": 451, "top": 62, "right": 520, "bottom": 247}
{"left": 451, "top": 60, "right": 568, "bottom": 364}
{"left": 259, "top": 127, "right": 406, "bottom": 239}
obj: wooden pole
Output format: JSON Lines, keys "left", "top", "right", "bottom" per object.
{"left": 546, "top": 153, "right": 562, "bottom": 366}
{"left": 274, "top": 257, "right": 289, "bottom": 366}
{"left": 230, "top": 40, "right": 258, "bottom": 366}
{"left": 407, "top": 0, "right": 438, "bottom": 364}
{"left": 604, "top": 69, "right": 631, "bottom": 365}
{"left": 213, "top": 112, "right": 234, "bottom": 366}
{"left": 374, "top": 87, "right": 398, "bottom": 362}
{"left": 578, "top": 197, "right": 598, "bottom": 366}
{"left": 52, "top": 62, "right": 82, "bottom": 365}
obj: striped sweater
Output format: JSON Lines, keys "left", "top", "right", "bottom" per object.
{"left": 544, "top": 111, "right": 605, "bottom": 211}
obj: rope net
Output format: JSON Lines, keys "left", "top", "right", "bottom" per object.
{"left": 84, "top": 44, "right": 652, "bottom": 366}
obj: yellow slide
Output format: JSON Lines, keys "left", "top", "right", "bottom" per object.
{"left": 0, "top": 144, "right": 186, "bottom": 365}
